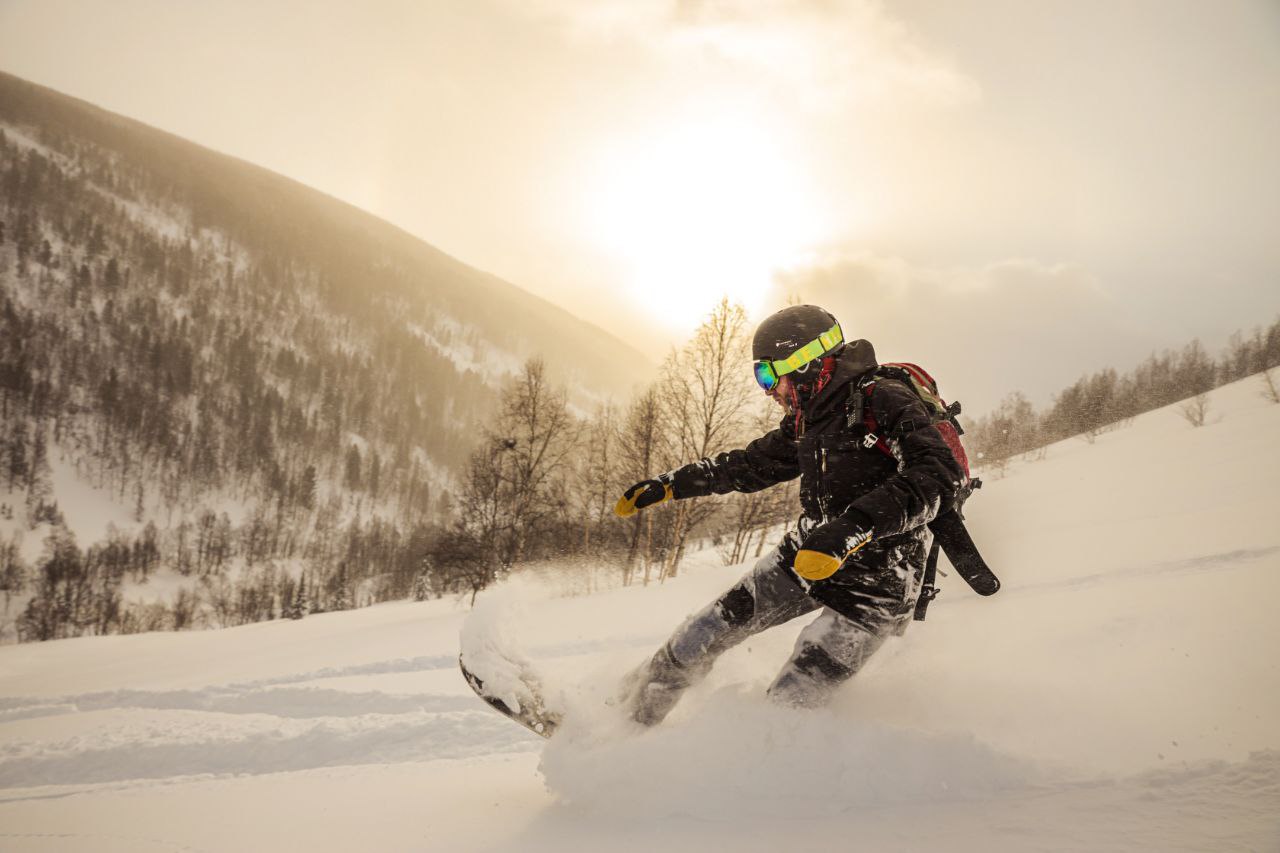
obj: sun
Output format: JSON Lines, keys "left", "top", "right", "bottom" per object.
{"left": 577, "top": 111, "right": 828, "bottom": 330}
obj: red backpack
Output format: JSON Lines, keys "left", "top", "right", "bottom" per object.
{"left": 852, "top": 362, "right": 971, "bottom": 482}
{"left": 849, "top": 363, "right": 997, "bottom": 617}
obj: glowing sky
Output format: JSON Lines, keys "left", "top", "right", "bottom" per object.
{"left": 2, "top": 0, "right": 1278, "bottom": 410}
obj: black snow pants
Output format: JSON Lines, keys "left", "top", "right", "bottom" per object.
{"left": 625, "top": 526, "right": 927, "bottom": 726}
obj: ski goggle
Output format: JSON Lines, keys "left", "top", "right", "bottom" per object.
{"left": 753, "top": 323, "right": 844, "bottom": 391}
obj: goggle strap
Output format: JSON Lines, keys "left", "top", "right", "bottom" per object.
{"left": 774, "top": 323, "right": 843, "bottom": 378}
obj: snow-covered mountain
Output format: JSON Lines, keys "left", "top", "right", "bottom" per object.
{"left": 0, "top": 72, "right": 652, "bottom": 403}
{"left": 0, "top": 372, "right": 1276, "bottom": 850}
{"left": 0, "top": 71, "right": 654, "bottom": 636}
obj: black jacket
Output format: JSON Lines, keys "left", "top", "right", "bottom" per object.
{"left": 671, "top": 340, "right": 963, "bottom": 542}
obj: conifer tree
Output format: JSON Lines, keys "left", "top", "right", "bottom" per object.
{"left": 344, "top": 445, "right": 362, "bottom": 491}
{"left": 104, "top": 257, "right": 121, "bottom": 290}
{"left": 288, "top": 572, "right": 308, "bottom": 619}
{"left": 297, "top": 464, "right": 318, "bottom": 511}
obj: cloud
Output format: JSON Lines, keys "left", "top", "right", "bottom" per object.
{"left": 770, "top": 254, "right": 1162, "bottom": 414}
{"left": 513, "top": 0, "right": 980, "bottom": 111}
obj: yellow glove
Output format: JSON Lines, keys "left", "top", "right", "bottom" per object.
{"left": 614, "top": 477, "right": 674, "bottom": 518}
{"left": 793, "top": 519, "right": 873, "bottom": 581}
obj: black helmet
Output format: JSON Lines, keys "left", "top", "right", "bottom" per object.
{"left": 752, "top": 305, "right": 844, "bottom": 364}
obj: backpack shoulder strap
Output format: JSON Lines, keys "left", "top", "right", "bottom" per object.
{"left": 846, "top": 370, "right": 895, "bottom": 455}
{"left": 845, "top": 373, "right": 869, "bottom": 431}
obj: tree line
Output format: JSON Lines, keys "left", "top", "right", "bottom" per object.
{"left": 966, "top": 320, "right": 1280, "bottom": 471}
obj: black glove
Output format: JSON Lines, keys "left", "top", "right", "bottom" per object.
{"left": 614, "top": 474, "right": 674, "bottom": 518}
{"left": 793, "top": 512, "right": 874, "bottom": 581}
{"left": 614, "top": 460, "right": 716, "bottom": 518}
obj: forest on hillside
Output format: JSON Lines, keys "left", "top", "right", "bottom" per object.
{"left": 0, "top": 123, "right": 492, "bottom": 640}
{"left": 0, "top": 70, "right": 647, "bottom": 644}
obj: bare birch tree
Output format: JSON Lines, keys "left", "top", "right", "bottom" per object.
{"left": 1258, "top": 368, "right": 1280, "bottom": 404}
{"left": 500, "top": 358, "right": 577, "bottom": 564}
{"left": 615, "top": 386, "right": 674, "bottom": 585}
{"left": 659, "top": 299, "right": 756, "bottom": 580}
{"left": 571, "top": 402, "right": 623, "bottom": 556}
{"left": 459, "top": 358, "right": 576, "bottom": 571}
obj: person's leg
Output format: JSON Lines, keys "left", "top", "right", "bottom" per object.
{"left": 766, "top": 609, "right": 888, "bottom": 708}
{"left": 768, "top": 530, "right": 931, "bottom": 708}
{"left": 624, "top": 536, "right": 819, "bottom": 725}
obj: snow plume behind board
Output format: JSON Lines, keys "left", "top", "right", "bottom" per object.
{"left": 1, "top": 372, "right": 1277, "bottom": 850}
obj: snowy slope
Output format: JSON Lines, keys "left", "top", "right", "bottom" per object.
{"left": 0, "top": 376, "right": 1278, "bottom": 852}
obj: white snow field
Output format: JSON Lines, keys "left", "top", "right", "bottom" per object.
{"left": 1, "top": 375, "right": 1278, "bottom": 852}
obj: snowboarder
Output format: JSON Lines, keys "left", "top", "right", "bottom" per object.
{"left": 613, "top": 305, "right": 966, "bottom": 724}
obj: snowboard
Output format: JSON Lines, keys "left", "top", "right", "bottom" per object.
{"left": 930, "top": 508, "right": 1001, "bottom": 596}
{"left": 458, "top": 654, "right": 563, "bottom": 739}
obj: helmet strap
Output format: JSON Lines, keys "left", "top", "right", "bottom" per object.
{"left": 790, "top": 382, "right": 803, "bottom": 436}
{"left": 791, "top": 356, "right": 838, "bottom": 436}
{"left": 813, "top": 356, "right": 837, "bottom": 395}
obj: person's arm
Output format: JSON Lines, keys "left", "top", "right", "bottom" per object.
{"left": 614, "top": 419, "right": 799, "bottom": 517}
{"left": 669, "top": 421, "right": 800, "bottom": 498}
{"left": 847, "top": 377, "right": 964, "bottom": 536}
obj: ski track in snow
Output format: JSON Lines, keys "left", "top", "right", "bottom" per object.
{"left": 0, "top": 672, "right": 542, "bottom": 790}
{"left": 0, "top": 709, "right": 534, "bottom": 789}
{"left": 1007, "top": 545, "right": 1280, "bottom": 595}
{"left": 0, "top": 635, "right": 667, "bottom": 794}
{"left": 0, "top": 686, "right": 481, "bottom": 722}
{"left": 0, "top": 832, "right": 203, "bottom": 853}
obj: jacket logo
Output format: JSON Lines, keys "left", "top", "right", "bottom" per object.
{"left": 862, "top": 432, "right": 879, "bottom": 449}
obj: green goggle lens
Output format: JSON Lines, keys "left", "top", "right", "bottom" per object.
{"left": 754, "top": 360, "right": 779, "bottom": 391}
